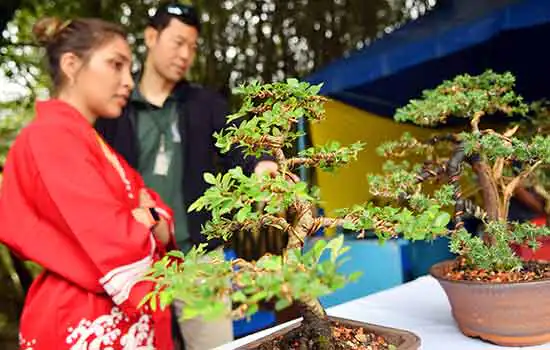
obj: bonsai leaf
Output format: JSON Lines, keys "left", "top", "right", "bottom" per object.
{"left": 275, "top": 298, "right": 292, "bottom": 311}
{"left": 325, "top": 235, "right": 346, "bottom": 263}
{"left": 159, "top": 289, "right": 173, "bottom": 310}
{"left": 434, "top": 212, "right": 451, "bottom": 230}
{"left": 256, "top": 255, "right": 282, "bottom": 270}
{"left": 236, "top": 206, "right": 251, "bottom": 223}
{"left": 203, "top": 172, "right": 217, "bottom": 185}
{"left": 310, "top": 239, "right": 328, "bottom": 261}
{"left": 348, "top": 271, "right": 363, "bottom": 282}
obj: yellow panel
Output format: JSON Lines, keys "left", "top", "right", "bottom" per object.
{"left": 310, "top": 99, "right": 436, "bottom": 226}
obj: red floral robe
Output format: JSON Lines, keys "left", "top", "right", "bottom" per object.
{"left": 0, "top": 99, "right": 176, "bottom": 349}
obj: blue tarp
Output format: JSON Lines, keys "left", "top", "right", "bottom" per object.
{"left": 305, "top": 0, "right": 550, "bottom": 117}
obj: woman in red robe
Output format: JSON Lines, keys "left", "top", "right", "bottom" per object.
{"left": 0, "top": 17, "right": 176, "bottom": 349}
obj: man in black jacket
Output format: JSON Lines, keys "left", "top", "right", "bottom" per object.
{"left": 95, "top": 3, "right": 277, "bottom": 349}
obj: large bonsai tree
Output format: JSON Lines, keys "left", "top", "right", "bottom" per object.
{"left": 144, "top": 79, "right": 450, "bottom": 349}
{"left": 369, "top": 70, "right": 550, "bottom": 278}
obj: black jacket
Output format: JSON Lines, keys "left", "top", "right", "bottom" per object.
{"left": 95, "top": 81, "right": 253, "bottom": 251}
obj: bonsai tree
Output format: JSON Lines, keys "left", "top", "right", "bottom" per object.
{"left": 369, "top": 70, "right": 550, "bottom": 279}
{"left": 143, "top": 79, "right": 449, "bottom": 349}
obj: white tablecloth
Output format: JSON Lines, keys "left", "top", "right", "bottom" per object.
{"left": 215, "top": 276, "right": 550, "bottom": 350}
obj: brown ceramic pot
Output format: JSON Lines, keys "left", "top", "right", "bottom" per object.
{"left": 236, "top": 316, "right": 421, "bottom": 350}
{"left": 431, "top": 260, "right": 550, "bottom": 347}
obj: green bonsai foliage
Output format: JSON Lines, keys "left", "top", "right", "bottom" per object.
{"left": 143, "top": 79, "right": 450, "bottom": 349}
{"left": 370, "top": 70, "right": 550, "bottom": 272}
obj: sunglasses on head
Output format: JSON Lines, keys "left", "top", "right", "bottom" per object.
{"left": 155, "top": 3, "right": 200, "bottom": 30}
{"left": 165, "top": 4, "right": 194, "bottom": 16}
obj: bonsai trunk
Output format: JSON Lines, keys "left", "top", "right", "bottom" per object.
{"left": 293, "top": 299, "right": 335, "bottom": 350}
{"left": 471, "top": 160, "right": 501, "bottom": 245}
{"left": 285, "top": 200, "right": 335, "bottom": 349}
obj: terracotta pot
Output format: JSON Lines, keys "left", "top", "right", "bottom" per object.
{"left": 430, "top": 260, "right": 550, "bottom": 347}
{"left": 236, "top": 316, "right": 421, "bottom": 350}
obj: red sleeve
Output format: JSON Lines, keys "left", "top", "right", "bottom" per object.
{"left": 28, "top": 126, "right": 161, "bottom": 316}
{"left": 130, "top": 167, "right": 178, "bottom": 252}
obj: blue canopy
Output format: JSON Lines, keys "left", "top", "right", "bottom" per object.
{"left": 305, "top": 0, "right": 550, "bottom": 117}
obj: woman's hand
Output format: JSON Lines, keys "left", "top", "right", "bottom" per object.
{"left": 131, "top": 207, "right": 156, "bottom": 227}
{"left": 139, "top": 188, "right": 156, "bottom": 208}
{"left": 151, "top": 219, "right": 171, "bottom": 246}
{"left": 133, "top": 189, "right": 171, "bottom": 246}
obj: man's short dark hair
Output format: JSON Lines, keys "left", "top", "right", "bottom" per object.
{"left": 148, "top": 2, "right": 201, "bottom": 33}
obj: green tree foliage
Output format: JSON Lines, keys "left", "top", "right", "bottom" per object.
{"left": 371, "top": 71, "right": 550, "bottom": 272}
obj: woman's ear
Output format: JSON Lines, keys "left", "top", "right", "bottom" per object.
{"left": 59, "top": 52, "right": 83, "bottom": 86}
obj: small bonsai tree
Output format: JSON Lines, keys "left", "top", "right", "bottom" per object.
{"left": 369, "top": 70, "right": 550, "bottom": 279}
{"left": 143, "top": 79, "right": 450, "bottom": 349}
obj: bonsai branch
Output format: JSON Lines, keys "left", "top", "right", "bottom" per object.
{"left": 533, "top": 184, "right": 550, "bottom": 214}
{"left": 233, "top": 135, "right": 285, "bottom": 150}
{"left": 260, "top": 214, "right": 303, "bottom": 246}
{"left": 470, "top": 111, "right": 485, "bottom": 133}
{"left": 502, "top": 160, "right": 543, "bottom": 220}
{"left": 417, "top": 161, "right": 447, "bottom": 183}
{"left": 454, "top": 198, "right": 487, "bottom": 231}
{"left": 286, "top": 152, "right": 340, "bottom": 170}
{"left": 273, "top": 148, "right": 286, "bottom": 166}
{"left": 286, "top": 157, "right": 317, "bottom": 169}
{"left": 314, "top": 213, "right": 398, "bottom": 239}
{"left": 314, "top": 216, "right": 351, "bottom": 230}
{"left": 427, "top": 133, "right": 461, "bottom": 145}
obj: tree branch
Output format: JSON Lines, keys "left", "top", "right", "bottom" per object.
{"left": 273, "top": 148, "right": 286, "bottom": 165}
{"left": 286, "top": 157, "right": 316, "bottom": 169}
{"left": 259, "top": 213, "right": 304, "bottom": 246}
{"left": 492, "top": 157, "right": 505, "bottom": 183}
{"left": 313, "top": 212, "right": 399, "bottom": 240}
{"left": 502, "top": 160, "right": 543, "bottom": 220}
{"left": 470, "top": 111, "right": 485, "bottom": 133}
{"left": 286, "top": 152, "right": 341, "bottom": 170}
{"left": 314, "top": 216, "right": 348, "bottom": 229}
{"left": 426, "top": 133, "right": 461, "bottom": 145}
{"left": 416, "top": 161, "right": 447, "bottom": 183}
{"left": 234, "top": 135, "right": 284, "bottom": 150}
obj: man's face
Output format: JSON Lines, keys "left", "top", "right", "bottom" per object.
{"left": 145, "top": 18, "right": 198, "bottom": 83}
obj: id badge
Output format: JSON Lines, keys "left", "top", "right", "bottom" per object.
{"left": 153, "top": 134, "right": 171, "bottom": 176}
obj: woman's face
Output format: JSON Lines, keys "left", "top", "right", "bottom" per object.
{"left": 69, "top": 36, "right": 134, "bottom": 119}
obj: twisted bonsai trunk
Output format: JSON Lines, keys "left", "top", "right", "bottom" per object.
{"left": 285, "top": 199, "right": 335, "bottom": 349}
{"left": 269, "top": 126, "right": 335, "bottom": 348}
{"left": 443, "top": 143, "right": 499, "bottom": 245}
